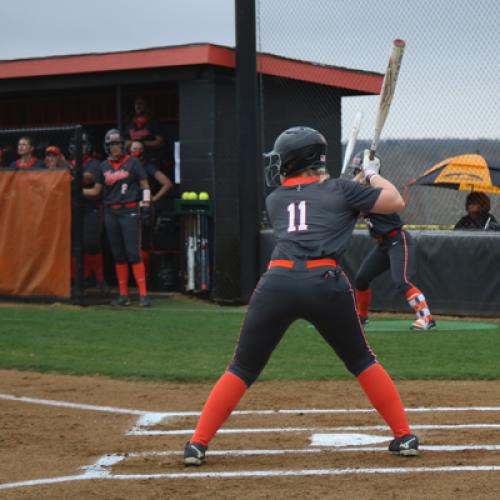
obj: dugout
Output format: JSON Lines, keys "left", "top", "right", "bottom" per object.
{"left": 0, "top": 43, "right": 382, "bottom": 303}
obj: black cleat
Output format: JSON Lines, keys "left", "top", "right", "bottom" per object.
{"left": 111, "top": 295, "right": 131, "bottom": 307}
{"left": 139, "top": 295, "right": 152, "bottom": 307}
{"left": 96, "top": 280, "right": 111, "bottom": 294}
{"left": 184, "top": 441, "right": 207, "bottom": 466}
{"left": 360, "top": 316, "right": 369, "bottom": 325}
{"left": 389, "top": 434, "right": 419, "bottom": 456}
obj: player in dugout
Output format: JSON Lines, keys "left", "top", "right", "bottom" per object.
{"left": 83, "top": 129, "right": 152, "bottom": 307}
{"left": 129, "top": 140, "right": 173, "bottom": 275}
{"left": 9, "top": 136, "right": 46, "bottom": 169}
{"left": 183, "top": 126, "right": 419, "bottom": 466}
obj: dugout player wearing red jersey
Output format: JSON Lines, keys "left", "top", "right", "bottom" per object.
{"left": 183, "top": 126, "right": 419, "bottom": 466}
{"left": 84, "top": 129, "right": 152, "bottom": 307}
{"left": 349, "top": 152, "right": 435, "bottom": 331}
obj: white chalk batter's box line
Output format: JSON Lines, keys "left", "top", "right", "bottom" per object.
{"left": 1, "top": 393, "right": 500, "bottom": 491}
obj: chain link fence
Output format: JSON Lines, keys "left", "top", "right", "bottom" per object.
{"left": 256, "top": 0, "right": 499, "bottom": 226}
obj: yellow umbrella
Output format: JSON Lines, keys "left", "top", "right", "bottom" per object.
{"left": 409, "top": 154, "right": 500, "bottom": 194}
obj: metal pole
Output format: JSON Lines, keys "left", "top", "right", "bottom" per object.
{"left": 235, "top": 0, "right": 261, "bottom": 303}
{"left": 72, "top": 125, "right": 85, "bottom": 305}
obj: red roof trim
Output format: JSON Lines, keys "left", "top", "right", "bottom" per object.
{"left": 257, "top": 53, "right": 381, "bottom": 94}
{"left": 0, "top": 44, "right": 381, "bottom": 94}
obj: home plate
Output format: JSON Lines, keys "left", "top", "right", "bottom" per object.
{"left": 311, "top": 433, "right": 390, "bottom": 447}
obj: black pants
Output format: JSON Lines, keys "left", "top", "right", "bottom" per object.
{"left": 355, "top": 230, "right": 415, "bottom": 294}
{"left": 83, "top": 205, "right": 102, "bottom": 255}
{"left": 141, "top": 205, "right": 154, "bottom": 252}
{"left": 104, "top": 206, "right": 141, "bottom": 264}
{"left": 228, "top": 264, "right": 376, "bottom": 386}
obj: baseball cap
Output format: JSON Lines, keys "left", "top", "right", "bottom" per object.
{"left": 45, "top": 145, "right": 62, "bottom": 156}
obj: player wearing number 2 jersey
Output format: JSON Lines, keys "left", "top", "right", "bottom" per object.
{"left": 183, "top": 126, "right": 419, "bottom": 466}
{"left": 84, "top": 129, "right": 152, "bottom": 307}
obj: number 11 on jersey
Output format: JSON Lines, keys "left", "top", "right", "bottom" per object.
{"left": 287, "top": 201, "right": 308, "bottom": 232}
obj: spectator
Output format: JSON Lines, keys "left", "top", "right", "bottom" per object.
{"left": 129, "top": 140, "right": 173, "bottom": 274}
{"left": 9, "top": 136, "right": 46, "bottom": 169}
{"left": 44, "top": 145, "right": 68, "bottom": 169}
{"left": 454, "top": 192, "right": 497, "bottom": 230}
{"left": 126, "top": 95, "right": 164, "bottom": 163}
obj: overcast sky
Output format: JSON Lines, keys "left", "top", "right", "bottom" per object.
{"left": 1, "top": 0, "right": 498, "bottom": 140}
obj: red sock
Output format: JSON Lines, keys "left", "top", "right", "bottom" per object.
{"left": 405, "top": 286, "right": 433, "bottom": 320}
{"left": 357, "top": 363, "right": 410, "bottom": 438}
{"left": 88, "top": 253, "right": 104, "bottom": 282}
{"left": 141, "top": 250, "right": 151, "bottom": 277}
{"left": 191, "top": 371, "right": 248, "bottom": 447}
{"left": 132, "top": 262, "right": 148, "bottom": 297}
{"left": 115, "top": 263, "right": 129, "bottom": 296}
{"left": 84, "top": 254, "right": 92, "bottom": 278}
{"left": 355, "top": 288, "right": 371, "bottom": 317}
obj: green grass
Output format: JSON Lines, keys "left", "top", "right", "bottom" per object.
{"left": 0, "top": 297, "right": 499, "bottom": 381}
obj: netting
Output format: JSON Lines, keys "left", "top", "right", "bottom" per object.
{"left": 255, "top": 0, "right": 500, "bottom": 226}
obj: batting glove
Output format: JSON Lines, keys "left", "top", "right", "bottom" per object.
{"left": 362, "top": 150, "right": 381, "bottom": 183}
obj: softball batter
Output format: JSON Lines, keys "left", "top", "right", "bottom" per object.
{"left": 183, "top": 126, "right": 419, "bottom": 466}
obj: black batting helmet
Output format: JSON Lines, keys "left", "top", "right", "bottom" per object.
{"left": 347, "top": 150, "right": 382, "bottom": 179}
{"left": 263, "top": 126, "right": 327, "bottom": 186}
{"left": 104, "top": 128, "right": 124, "bottom": 156}
{"left": 348, "top": 150, "right": 365, "bottom": 176}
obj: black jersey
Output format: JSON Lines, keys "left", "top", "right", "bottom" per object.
{"left": 83, "top": 157, "right": 101, "bottom": 181}
{"left": 364, "top": 212, "right": 403, "bottom": 238}
{"left": 266, "top": 176, "right": 380, "bottom": 260}
{"left": 454, "top": 212, "right": 497, "bottom": 230}
{"left": 127, "top": 115, "right": 161, "bottom": 144}
{"left": 96, "top": 155, "right": 147, "bottom": 205}
{"left": 143, "top": 161, "right": 163, "bottom": 194}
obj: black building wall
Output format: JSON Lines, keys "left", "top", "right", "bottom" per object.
{"left": 260, "top": 77, "right": 342, "bottom": 178}
{"left": 179, "top": 70, "right": 345, "bottom": 303}
{"left": 178, "top": 68, "right": 241, "bottom": 303}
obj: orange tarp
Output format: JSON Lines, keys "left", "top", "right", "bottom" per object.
{"left": 0, "top": 169, "right": 71, "bottom": 298}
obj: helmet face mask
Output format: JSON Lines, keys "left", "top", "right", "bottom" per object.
{"left": 346, "top": 150, "right": 382, "bottom": 179}
{"left": 345, "top": 151, "right": 364, "bottom": 178}
{"left": 264, "top": 126, "right": 327, "bottom": 186}
{"left": 104, "top": 128, "right": 124, "bottom": 156}
{"left": 263, "top": 152, "right": 282, "bottom": 187}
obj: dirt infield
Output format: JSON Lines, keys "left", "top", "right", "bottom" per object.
{"left": 1, "top": 370, "right": 499, "bottom": 499}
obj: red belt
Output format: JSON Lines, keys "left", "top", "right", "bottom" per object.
{"left": 108, "top": 202, "right": 138, "bottom": 209}
{"left": 373, "top": 228, "right": 401, "bottom": 241}
{"left": 268, "top": 258, "right": 337, "bottom": 270}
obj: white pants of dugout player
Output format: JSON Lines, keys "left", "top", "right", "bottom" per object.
{"left": 354, "top": 229, "right": 435, "bottom": 331}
